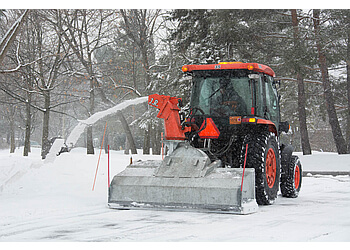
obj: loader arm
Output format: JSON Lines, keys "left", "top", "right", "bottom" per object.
{"left": 148, "top": 94, "right": 191, "bottom": 140}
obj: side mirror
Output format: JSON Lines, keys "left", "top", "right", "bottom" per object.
{"left": 279, "top": 121, "right": 290, "bottom": 133}
{"left": 274, "top": 80, "right": 281, "bottom": 88}
{"left": 178, "top": 98, "right": 183, "bottom": 108}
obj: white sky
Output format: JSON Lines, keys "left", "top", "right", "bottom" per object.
{"left": 2, "top": 1, "right": 350, "bottom": 10}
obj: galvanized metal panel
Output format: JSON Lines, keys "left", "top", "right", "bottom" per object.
{"left": 108, "top": 144, "right": 258, "bottom": 215}
{"left": 108, "top": 167, "right": 257, "bottom": 214}
{"left": 155, "top": 143, "right": 212, "bottom": 178}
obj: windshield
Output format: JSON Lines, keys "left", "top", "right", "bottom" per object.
{"left": 190, "top": 70, "right": 253, "bottom": 116}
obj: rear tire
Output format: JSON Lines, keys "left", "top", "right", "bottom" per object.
{"left": 280, "top": 155, "right": 302, "bottom": 198}
{"left": 242, "top": 131, "right": 280, "bottom": 205}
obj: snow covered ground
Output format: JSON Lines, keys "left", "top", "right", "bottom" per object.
{"left": 0, "top": 147, "right": 350, "bottom": 242}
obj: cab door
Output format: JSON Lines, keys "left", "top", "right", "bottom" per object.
{"left": 263, "top": 75, "right": 280, "bottom": 129}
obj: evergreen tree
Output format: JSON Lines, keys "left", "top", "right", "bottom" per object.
{"left": 313, "top": 9, "right": 347, "bottom": 154}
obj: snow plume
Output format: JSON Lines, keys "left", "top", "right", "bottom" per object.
{"left": 65, "top": 96, "right": 148, "bottom": 148}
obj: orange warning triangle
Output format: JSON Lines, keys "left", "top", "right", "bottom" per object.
{"left": 198, "top": 118, "right": 220, "bottom": 139}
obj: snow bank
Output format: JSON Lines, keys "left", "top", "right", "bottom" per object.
{"left": 0, "top": 148, "right": 42, "bottom": 192}
{"left": 296, "top": 151, "right": 350, "bottom": 172}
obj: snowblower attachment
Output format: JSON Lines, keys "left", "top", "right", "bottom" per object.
{"left": 108, "top": 142, "right": 257, "bottom": 214}
{"left": 108, "top": 94, "right": 258, "bottom": 214}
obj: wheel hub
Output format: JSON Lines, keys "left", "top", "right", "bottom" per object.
{"left": 294, "top": 165, "right": 300, "bottom": 189}
{"left": 266, "top": 148, "right": 277, "bottom": 188}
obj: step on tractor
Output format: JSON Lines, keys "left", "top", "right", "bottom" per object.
{"left": 108, "top": 62, "right": 302, "bottom": 214}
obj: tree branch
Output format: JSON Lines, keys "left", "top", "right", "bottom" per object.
{"left": 0, "top": 10, "right": 30, "bottom": 64}
{"left": 276, "top": 77, "right": 323, "bottom": 85}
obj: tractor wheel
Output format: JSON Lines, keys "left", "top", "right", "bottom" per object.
{"left": 280, "top": 155, "right": 302, "bottom": 198}
{"left": 242, "top": 131, "right": 280, "bottom": 205}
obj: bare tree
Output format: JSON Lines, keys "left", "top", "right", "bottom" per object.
{"left": 119, "top": 9, "right": 164, "bottom": 155}
{"left": 1, "top": 10, "right": 82, "bottom": 157}
{"left": 50, "top": 9, "right": 116, "bottom": 154}
{"left": 32, "top": 11, "right": 69, "bottom": 159}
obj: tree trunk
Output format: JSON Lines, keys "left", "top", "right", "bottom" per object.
{"left": 150, "top": 125, "right": 157, "bottom": 155}
{"left": 297, "top": 75, "right": 312, "bottom": 154}
{"left": 10, "top": 116, "right": 15, "bottom": 153}
{"left": 41, "top": 90, "right": 50, "bottom": 159}
{"left": 124, "top": 136, "right": 129, "bottom": 155}
{"left": 141, "top": 47, "right": 151, "bottom": 88}
{"left": 86, "top": 78, "right": 95, "bottom": 154}
{"left": 151, "top": 123, "right": 162, "bottom": 155}
{"left": 143, "top": 123, "right": 151, "bottom": 154}
{"left": 140, "top": 44, "right": 153, "bottom": 155}
{"left": 313, "top": 9, "right": 347, "bottom": 154}
{"left": 117, "top": 110, "right": 137, "bottom": 154}
{"left": 347, "top": 20, "right": 350, "bottom": 152}
{"left": 104, "top": 126, "right": 109, "bottom": 154}
{"left": 132, "top": 45, "right": 137, "bottom": 90}
{"left": 291, "top": 9, "right": 312, "bottom": 155}
{"left": 86, "top": 125, "right": 94, "bottom": 154}
{"left": 23, "top": 97, "right": 31, "bottom": 156}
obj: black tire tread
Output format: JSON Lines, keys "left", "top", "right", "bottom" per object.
{"left": 241, "top": 131, "right": 280, "bottom": 205}
{"left": 280, "top": 155, "right": 302, "bottom": 198}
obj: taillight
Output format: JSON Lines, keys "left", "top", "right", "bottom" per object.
{"left": 242, "top": 117, "right": 257, "bottom": 123}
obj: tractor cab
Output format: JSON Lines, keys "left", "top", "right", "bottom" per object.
{"left": 190, "top": 69, "right": 252, "bottom": 117}
{"left": 184, "top": 62, "right": 281, "bottom": 136}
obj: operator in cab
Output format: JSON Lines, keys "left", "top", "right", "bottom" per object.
{"left": 211, "top": 78, "right": 247, "bottom": 116}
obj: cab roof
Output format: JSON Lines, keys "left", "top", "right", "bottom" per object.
{"left": 182, "top": 62, "right": 275, "bottom": 77}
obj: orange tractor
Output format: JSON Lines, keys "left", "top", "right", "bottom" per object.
{"left": 108, "top": 62, "right": 302, "bottom": 214}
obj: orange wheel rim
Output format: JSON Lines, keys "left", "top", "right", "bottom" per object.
{"left": 266, "top": 148, "right": 276, "bottom": 188}
{"left": 294, "top": 165, "right": 300, "bottom": 189}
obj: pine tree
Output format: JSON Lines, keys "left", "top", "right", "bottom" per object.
{"left": 313, "top": 9, "right": 347, "bottom": 154}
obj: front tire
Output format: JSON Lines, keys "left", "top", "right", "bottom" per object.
{"left": 242, "top": 131, "right": 280, "bottom": 205}
{"left": 280, "top": 155, "right": 302, "bottom": 198}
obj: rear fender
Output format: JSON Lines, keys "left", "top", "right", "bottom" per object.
{"left": 257, "top": 119, "right": 277, "bottom": 136}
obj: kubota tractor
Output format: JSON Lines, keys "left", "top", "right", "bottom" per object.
{"left": 108, "top": 62, "right": 302, "bottom": 214}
